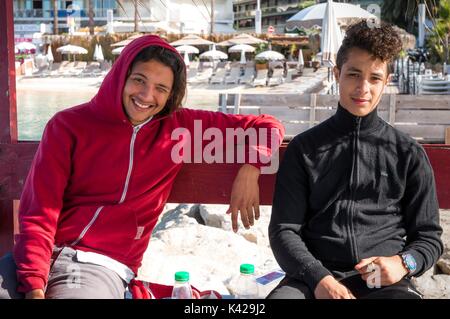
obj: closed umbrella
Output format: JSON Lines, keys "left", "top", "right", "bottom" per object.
{"left": 298, "top": 49, "right": 304, "bottom": 67}
{"left": 183, "top": 51, "right": 190, "bottom": 67}
{"left": 96, "top": 44, "right": 105, "bottom": 62}
{"left": 321, "top": 0, "right": 342, "bottom": 66}
{"left": 93, "top": 44, "right": 98, "bottom": 60}
{"left": 112, "top": 46, "right": 125, "bottom": 55}
{"left": 47, "top": 44, "right": 54, "bottom": 63}
{"left": 321, "top": 0, "right": 343, "bottom": 92}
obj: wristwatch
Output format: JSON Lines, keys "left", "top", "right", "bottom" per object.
{"left": 400, "top": 253, "right": 417, "bottom": 276}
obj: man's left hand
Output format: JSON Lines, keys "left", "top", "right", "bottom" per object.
{"left": 355, "top": 255, "right": 409, "bottom": 286}
{"left": 227, "top": 164, "right": 261, "bottom": 232}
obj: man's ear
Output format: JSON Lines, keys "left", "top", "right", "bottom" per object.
{"left": 385, "top": 73, "right": 393, "bottom": 85}
{"left": 333, "top": 66, "right": 340, "bottom": 82}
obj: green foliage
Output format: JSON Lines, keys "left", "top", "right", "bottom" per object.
{"left": 298, "top": 0, "right": 316, "bottom": 11}
{"left": 426, "top": 0, "right": 450, "bottom": 63}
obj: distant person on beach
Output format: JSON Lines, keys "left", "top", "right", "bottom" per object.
{"left": 267, "top": 20, "right": 443, "bottom": 299}
{"left": 0, "top": 35, "right": 284, "bottom": 299}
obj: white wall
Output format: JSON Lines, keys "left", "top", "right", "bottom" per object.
{"left": 117, "top": 0, "right": 234, "bottom": 34}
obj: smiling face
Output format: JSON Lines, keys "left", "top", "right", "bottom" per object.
{"left": 334, "top": 47, "right": 391, "bottom": 117}
{"left": 122, "top": 59, "right": 174, "bottom": 125}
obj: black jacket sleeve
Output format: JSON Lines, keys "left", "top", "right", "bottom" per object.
{"left": 269, "top": 138, "right": 332, "bottom": 292}
{"left": 401, "top": 145, "right": 443, "bottom": 276}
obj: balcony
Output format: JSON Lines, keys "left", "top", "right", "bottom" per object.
{"left": 14, "top": 8, "right": 116, "bottom": 19}
{"left": 234, "top": 10, "right": 256, "bottom": 20}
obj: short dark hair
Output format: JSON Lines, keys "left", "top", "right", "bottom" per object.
{"left": 129, "top": 46, "right": 186, "bottom": 116}
{"left": 336, "top": 20, "right": 402, "bottom": 74}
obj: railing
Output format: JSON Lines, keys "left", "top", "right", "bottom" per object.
{"left": 219, "top": 93, "right": 450, "bottom": 144}
{"left": 14, "top": 8, "right": 115, "bottom": 19}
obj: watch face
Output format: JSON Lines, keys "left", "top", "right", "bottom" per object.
{"left": 403, "top": 254, "right": 417, "bottom": 272}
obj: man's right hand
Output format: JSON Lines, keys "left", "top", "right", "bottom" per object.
{"left": 314, "top": 275, "right": 356, "bottom": 299}
{"left": 25, "top": 289, "right": 45, "bottom": 299}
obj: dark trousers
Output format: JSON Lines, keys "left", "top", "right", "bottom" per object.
{"left": 266, "top": 275, "right": 423, "bottom": 299}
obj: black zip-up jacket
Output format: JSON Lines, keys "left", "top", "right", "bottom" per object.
{"left": 269, "top": 105, "right": 443, "bottom": 291}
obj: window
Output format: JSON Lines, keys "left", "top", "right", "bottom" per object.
{"left": 33, "top": 0, "right": 43, "bottom": 9}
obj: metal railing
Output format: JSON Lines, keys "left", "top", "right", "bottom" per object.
{"left": 14, "top": 8, "right": 115, "bottom": 19}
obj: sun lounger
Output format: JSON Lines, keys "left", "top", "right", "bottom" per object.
{"left": 239, "top": 68, "right": 255, "bottom": 85}
{"left": 210, "top": 68, "right": 227, "bottom": 84}
{"left": 224, "top": 67, "right": 241, "bottom": 84}
{"left": 268, "top": 68, "right": 285, "bottom": 86}
{"left": 252, "top": 69, "right": 268, "bottom": 87}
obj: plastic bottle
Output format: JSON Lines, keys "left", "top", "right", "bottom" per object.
{"left": 235, "top": 263, "right": 258, "bottom": 299}
{"left": 171, "top": 271, "right": 193, "bottom": 299}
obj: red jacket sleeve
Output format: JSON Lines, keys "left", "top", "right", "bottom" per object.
{"left": 13, "top": 115, "right": 73, "bottom": 293}
{"left": 176, "top": 108, "right": 285, "bottom": 172}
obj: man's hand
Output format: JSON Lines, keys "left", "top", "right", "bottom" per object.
{"left": 314, "top": 275, "right": 356, "bottom": 299}
{"left": 355, "top": 256, "right": 409, "bottom": 286}
{"left": 25, "top": 289, "right": 45, "bottom": 299}
{"left": 227, "top": 164, "right": 260, "bottom": 232}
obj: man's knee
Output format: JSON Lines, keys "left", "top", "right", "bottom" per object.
{"left": 0, "top": 253, "right": 24, "bottom": 299}
{"left": 266, "top": 276, "right": 313, "bottom": 299}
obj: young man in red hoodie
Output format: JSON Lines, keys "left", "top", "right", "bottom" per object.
{"left": 0, "top": 35, "right": 284, "bottom": 299}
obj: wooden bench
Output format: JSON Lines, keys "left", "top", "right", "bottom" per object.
{"left": 0, "top": 2, "right": 449, "bottom": 259}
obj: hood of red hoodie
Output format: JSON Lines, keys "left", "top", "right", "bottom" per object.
{"left": 91, "top": 35, "right": 185, "bottom": 124}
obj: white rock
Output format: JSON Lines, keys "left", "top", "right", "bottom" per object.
{"left": 137, "top": 205, "right": 280, "bottom": 298}
{"left": 413, "top": 270, "right": 450, "bottom": 299}
{"left": 198, "top": 204, "right": 272, "bottom": 248}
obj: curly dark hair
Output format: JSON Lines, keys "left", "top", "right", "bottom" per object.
{"left": 336, "top": 20, "right": 402, "bottom": 74}
{"left": 129, "top": 46, "right": 187, "bottom": 116}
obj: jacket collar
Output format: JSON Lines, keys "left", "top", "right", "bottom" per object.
{"left": 330, "top": 103, "right": 383, "bottom": 135}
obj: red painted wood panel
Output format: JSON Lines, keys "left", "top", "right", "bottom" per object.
{"left": 0, "top": 143, "right": 448, "bottom": 207}
{"left": 425, "top": 145, "right": 450, "bottom": 209}
{"left": 0, "top": 0, "right": 18, "bottom": 144}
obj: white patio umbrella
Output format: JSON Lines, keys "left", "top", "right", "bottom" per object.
{"left": 15, "top": 42, "right": 37, "bottom": 51}
{"left": 286, "top": 1, "right": 375, "bottom": 30}
{"left": 170, "top": 34, "right": 215, "bottom": 46}
{"left": 228, "top": 44, "right": 255, "bottom": 53}
{"left": 199, "top": 45, "right": 228, "bottom": 60}
{"left": 111, "top": 34, "right": 144, "bottom": 47}
{"left": 56, "top": 44, "right": 88, "bottom": 61}
{"left": 46, "top": 45, "right": 54, "bottom": 63}
{"left": 95, "top": 44, "right": 105, "bottom": 62}
{"left": 218, "top": 34, "right": 267, "bottom": 46}
{"left": 112, "top": 46, "right": 125, "bottom": 55}
{"left": 229, "top": 44, "right": 255, "bottom": 65}
{"left": 175, "top": 45, "right": 199, "bottom": 54}
{"left": 255, "top": 50, "right": 285, "bottom": 61}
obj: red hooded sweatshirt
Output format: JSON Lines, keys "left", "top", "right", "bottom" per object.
{"left": 14, "top": 35, "right": 285, "bottom": 294}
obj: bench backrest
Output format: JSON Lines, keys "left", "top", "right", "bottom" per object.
{"left": 220, "top": 93, "right": 450, "bottom": 144}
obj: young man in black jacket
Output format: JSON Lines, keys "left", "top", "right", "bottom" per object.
{"left": 268, "top": 20, "right": 443, "bottom": 299}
